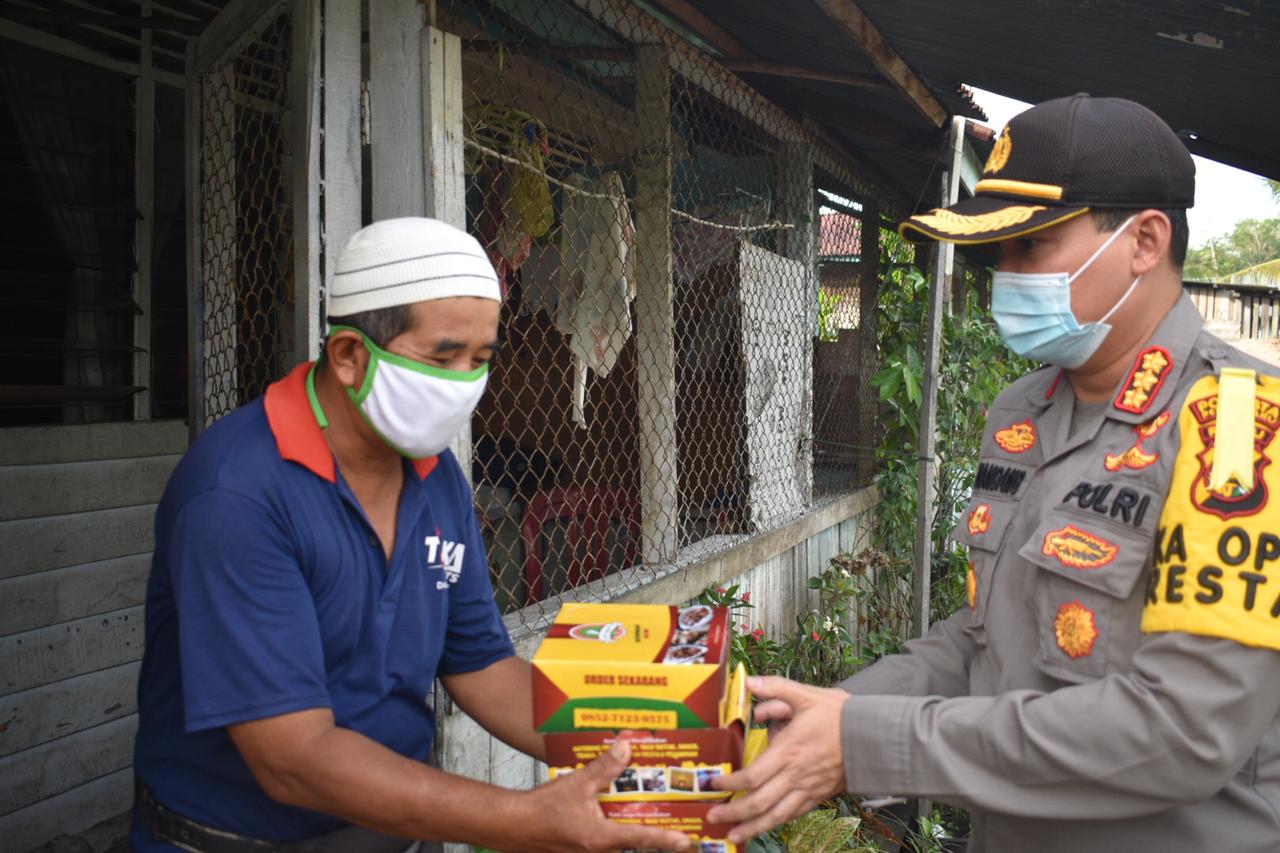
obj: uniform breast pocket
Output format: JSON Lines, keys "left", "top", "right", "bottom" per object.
{"left": 1019, "top": 511, "right": 1156, "bottom": 683}
{"left": 953, "top": 498, "right": 1019, "bottom": 635}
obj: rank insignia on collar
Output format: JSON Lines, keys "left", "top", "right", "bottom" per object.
{"left": 1104, "top": 411, "right": 1172, "bottom": 472}
{"left": 967, "top": 503, "right": 992, "bottom": 536}
{"left": 1115, "top": 346, "right": 1173, "bottom": 414}
{"left": 1042, "top": 524, "right": 1119, "bottom": 569}
{"left": 1054, "top": 600, "right": 1099, "bottom": 659}
{"left": 967, "top": 562, "right": 978, "bottom": 610}
{"left": 995, "top": 418, "right": 1037, "bottom": 453}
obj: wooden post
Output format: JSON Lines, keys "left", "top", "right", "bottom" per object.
{"left": 323, "top": 0, "right": 362, "bottom": 293}
{"left": 776, "top": 140, "right": 816, "bottom": 504}
{"left": 290, "top": 0, "right": 322, "bottom": 362}
{"left": 133, "top": 0, "right": 154, "bottom": 420}
{"left": 856, "top": 201, "right": 880, "bottom": 484}
{"left": 185, "top": 40, "right": 203, "bottom": 441}
{"left": 911, "top": 116, "right": 964, "bottom": 640}
{"left": 420, "top": 25, "right": 471, "bottom": 478}
{"left": 635, "top": 43, "right": 678, "bottom": 564}
{"left": 370, "top": 0, "right": 426, "bottom": 220}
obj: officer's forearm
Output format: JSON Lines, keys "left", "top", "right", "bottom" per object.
{"left": 840, "top": 633, "right": 1280, "bottom": 819}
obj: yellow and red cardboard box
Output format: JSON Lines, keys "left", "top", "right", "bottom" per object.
{"left": 533, "top": 602, "right": 764, "bottom": 851}
{"left": 546, "top": 661, "right": 755, "bottom": 802}
{"left": 532, "top": 602, "right": 730, "bottom": 732}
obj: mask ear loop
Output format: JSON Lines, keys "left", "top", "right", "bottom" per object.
{"left": 1067, "top": 214, "right": 1138, "bottom": 285}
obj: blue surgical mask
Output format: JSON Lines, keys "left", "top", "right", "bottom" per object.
{"left": 991, "top": 215, "right": 1141, "bottom": 369}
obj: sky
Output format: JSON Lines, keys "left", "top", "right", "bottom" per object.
{"left": 965, "top": 86, "right": 1279, "bottom": 249}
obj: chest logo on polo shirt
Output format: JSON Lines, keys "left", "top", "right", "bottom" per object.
{"left": 995, "top": 419, "right": 1037, "bottom": 453}
{"left": 424, "top": 534, "right": 465, "bottom": 588}
{"left": 1114, "top": 346, "right": 1173, "bottom": 415}
{"left": 967, "top": 504, "right": 992, "bottom": 536}
{"left": 1104, "top": 410, "right": 1171, "bottom": 472}
{"left": 1042, "top": 524, "right": 1119, "bottom": 569}
{"left": 1186, "top": 391, "right": 1278, "bottom": 519}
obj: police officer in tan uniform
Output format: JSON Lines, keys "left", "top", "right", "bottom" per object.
{"left": 708, "top": 94, "right": 1280, "bottom": 852}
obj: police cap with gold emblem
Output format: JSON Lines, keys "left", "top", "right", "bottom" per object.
{"left": 900, "top": 93, "right": 1195, "bottom": 244}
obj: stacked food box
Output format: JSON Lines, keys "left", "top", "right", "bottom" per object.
{"left": 533, "top": 602, "right": 764, "bottom": 853}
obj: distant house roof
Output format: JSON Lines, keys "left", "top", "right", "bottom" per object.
{"left": 820, "top": 212, "right": 862, "bottom": 260}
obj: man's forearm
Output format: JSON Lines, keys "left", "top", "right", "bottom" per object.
{"left": 442, "top": 656, "right": 545, "bottom": 760}
{"left": 249, "top": 721, "right": 533, "bottom": 847}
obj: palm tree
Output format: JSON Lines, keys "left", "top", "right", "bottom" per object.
{"left": 1270, "top": 178, "right": 1280, "bottom": 204}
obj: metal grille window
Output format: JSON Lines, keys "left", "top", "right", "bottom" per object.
{"left": 196, "top": 10, "right": 295, "bottom": 426}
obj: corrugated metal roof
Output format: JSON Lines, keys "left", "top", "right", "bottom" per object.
{"left": 670, "top": 0, "right": 1279, "bottom": 207}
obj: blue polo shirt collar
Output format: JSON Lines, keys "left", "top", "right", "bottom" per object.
{"left": 263, "top": 362, "right": 439, "bottom": 483}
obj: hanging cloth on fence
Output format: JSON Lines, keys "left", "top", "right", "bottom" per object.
{"left": 556, "top": 171, "right": 635, "bottom": 427}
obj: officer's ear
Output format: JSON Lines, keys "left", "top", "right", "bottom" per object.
{"left": 324, "top": 329, "right": 370, "bottom": 390}
{"left": 1130, "top": 210, "right": 1172, "bottom": 277}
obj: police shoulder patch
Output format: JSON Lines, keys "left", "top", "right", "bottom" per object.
{"left": 1142, "top": 372, "right": 1280, "bottom": 650}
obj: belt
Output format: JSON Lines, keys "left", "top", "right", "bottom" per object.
{"left": 135, "top": 778, "right": 418, "bottom": 853}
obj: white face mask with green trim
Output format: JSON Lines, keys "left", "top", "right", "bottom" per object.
{"left": 332, "top": 325, "right": 489, "bottom": 459}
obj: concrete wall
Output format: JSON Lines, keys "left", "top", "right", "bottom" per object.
{"left": 435, "top": 487, "right": 878, "bottom": 852}
{"left": 0, "top": 421, "right": 186, "bottom": 853}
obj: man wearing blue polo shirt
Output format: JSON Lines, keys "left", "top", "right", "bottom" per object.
{"left": 132, "top": 218, "right": 689, "bottom": 853}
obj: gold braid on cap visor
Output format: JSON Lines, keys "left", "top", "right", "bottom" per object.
{"left": 909, "top": 204, "right": 1048, "bottom": 236}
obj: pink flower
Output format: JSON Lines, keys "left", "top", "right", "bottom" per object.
{"left": 811, "top": 630, "right": 821, "bottom": 642}
{"left": 717, "top": 587, "right": 728, "bottom": 595}
{"left": 751, "top": 628, "right": 765, "bottom": 641}
{"left": 742, "top": 592, "right": 751, "bottom": 602}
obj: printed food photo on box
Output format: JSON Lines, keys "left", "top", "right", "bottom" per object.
{"left": 532, "top": 603, "right": 730, "bottom": 732}
{"left": 545, "top": 662, "right": 752, "bottom": 802}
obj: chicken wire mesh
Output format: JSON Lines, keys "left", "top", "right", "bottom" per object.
{"left": 445, "top": 0, "right": 881, "bottom": 622}
{"left": 813, "top": 193, "right": 882, "bottom": 495}
{"left": 198, "top": 9, "right": 296, "bottom": 425}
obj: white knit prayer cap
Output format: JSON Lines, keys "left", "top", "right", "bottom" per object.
{"left": 328, "top": 217, "right": 500, "bottom": 317}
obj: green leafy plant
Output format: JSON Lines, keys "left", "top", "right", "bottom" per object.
{"left": 817, "top": 289, "right": 844, "bottom": 343}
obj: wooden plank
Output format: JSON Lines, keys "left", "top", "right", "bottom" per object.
{"left": 423, "top": 26, "right": 465, "bottom": 228}
{"left": 0, "top": 420, "right": 186, "bottom": 466}
{"left": 0, "top": 19, "right": 184, "bottom": 88}
{"left": 133, "top": 0, "right": 155, "bottom": 421}
{"left": 370, "top": 0, "right": 426, "bottom": 221}
{"left": 0, "top": 768, "right": 132, "bottom": 853}
{"left": 0, "top": 607, "right": 145, "bottom": 698}
{"left": 0, "top": 663, "right": 140, "bottom": 758}
{"left": 0, "top": 455, "right": 178, "bottom": 522}
{"left": 911, "top": 117, "right": 963, "bottom": 640}
{"left": 649, "top": 0, "right": 749, "bottom": 58}
{"left": 0, "top": 506, "right": 155, "bottom": 581}
{"left": 291, "top": 0, "right": 322, "bottom": 362}
{"left": 423, "top": 26, "right": 472, "bottom": 480}
{"left": 634, "top": 44, "right": 678, "bottom": 565}
{"left": 809, "top": 0, "right": 947, "bottom": 127}
{"left": 0, "top": 555, "right": 152, "bottom": 639}
{"left": 0, "top": 716, "right": 137, "bottom": 816}
{"left": 322, "top": 0, "right": 363, "bottom": 286}
{"left": 723, "top": 59, "right": 886, "bottom": 89}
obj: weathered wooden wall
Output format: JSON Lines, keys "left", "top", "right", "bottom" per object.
{"left": 0, "top": 421, "right": 185, "bottom": 852}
